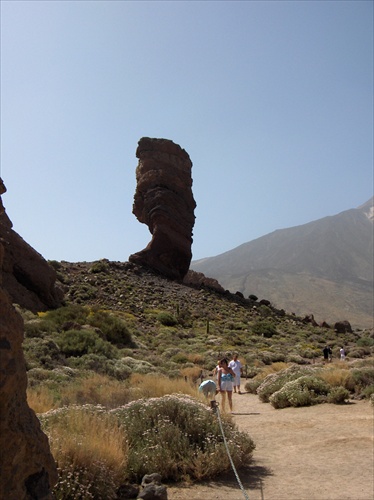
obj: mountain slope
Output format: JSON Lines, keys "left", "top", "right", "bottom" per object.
{"left": 191, "top": 198, "right": 374, "bottom": 329}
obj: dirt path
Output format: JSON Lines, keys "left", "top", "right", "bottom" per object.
{"left": 167, "top": 393, "right": 374, "bottom": 500}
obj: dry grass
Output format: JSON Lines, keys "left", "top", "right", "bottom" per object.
{"left": 42, "top": 406, "right": 128, "bottom": 499}
{"left": 318, "top": 363, "right": 352, "bottom": 388}
{"left": 49, "top": 408, "right": 127, "bottom": 471}
{"left": 27, "top": 373, "right": 131, "bottom": 413}
{"left": 129, "top": 372, "right": 201, "bottom": 399}
{"left": 28, "top": 371, "right": 205, "bottom": 414}
{"left": 27, "top": 388, "right": 56, "bottom": 414}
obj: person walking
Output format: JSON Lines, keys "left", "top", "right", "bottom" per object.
{"left": 218, "top": 358, "right": 235, "bottom": 413}
{"left": 340, "top": 347, "right": 346, "bottom": 361}
{"left": 323, "top": 345, "right": 332, "bottom": 363}
{"left": 229, "top": 353, "right": 243, "bottom": 394}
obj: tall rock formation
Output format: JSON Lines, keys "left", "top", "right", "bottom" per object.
{"left": 0, "top": 245, "right": 57, "bottom": 498}
{"left": 129, "top": 138, "right": 196, "bottom": 280}
{"left": 0, "top": 179, "right": 63, "bottom": 312}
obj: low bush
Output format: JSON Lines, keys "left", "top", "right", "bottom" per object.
{"left": 257, "top": 365, "right": 316, "bottom": 403}
{"left": 40, "top": 395, "right": 255, "bottom": 496}
{"left": 260, "top": 351, "right": 286, "bottom": 364}
{"left": 68, "top": 355, "right": 132, "bottom": 380}
{"left": 58, "top": 329, "right": 117, "bottom": 358}
{"left": 111, "top": 394, "right": 256, "bottom": 482}
{"left": 89, "top": 260, "right": 110, "bottom": 273}
{"left": 157, "top": 312, "right": 178, "bottom": 326}
{"left": 24, "top": 338, "right": 62, "bottom": 369}
{"left": 43, "top": 304, "right": 89, "bottom": 326}
{"left": 87, "top": 310, "right": 132, "bottom": 346}
{"left": 327, "top": 386, "right": 350, "bottom": 404}
{"left": 350, "top": 367, "right": 374, "bottom": 396}
{"left": 269, "top": 375, "right": 330, "bottom": 409}
{"left": 252, "top": 319, "right": 277, "bottom": 337}
{"left": 244, "top": 378, "right": 263, "bottom": 394}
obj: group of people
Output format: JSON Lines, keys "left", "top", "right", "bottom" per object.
{"left": 198, "top": 353, "right": 243, "bottom": 413}
{"left": 323, "top": 345, "right": 346, "bottom": 363}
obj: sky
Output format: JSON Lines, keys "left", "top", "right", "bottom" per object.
{"left": 1, "top": 0, "right": 373, "bottom": 264}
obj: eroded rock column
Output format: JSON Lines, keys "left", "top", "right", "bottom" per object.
{"left": 129, "top": 138, "right": 196, "bottom": 280}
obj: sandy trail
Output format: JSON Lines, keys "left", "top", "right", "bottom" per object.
{"left": 167, "top": 393, "right": 374, "bottom": 500}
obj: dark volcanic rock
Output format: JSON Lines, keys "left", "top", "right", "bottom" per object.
{"left": 0, "top": 243, "right": 57, "bottom": 499}
{"left": 0, "top": 179, "right": 63, "bottom": 312}
{"left": 129, "top": 138, "right": 196, "bottom": 280}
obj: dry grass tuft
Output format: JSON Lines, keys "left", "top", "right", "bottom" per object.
{"left": 129, "top": 372, "right": 199, "bottom": 399}
{"left": 318, "top": 364, "right": 352, "bottom": 388}
{"left": 41, "top": 406, "right": 128, "bottom": 499}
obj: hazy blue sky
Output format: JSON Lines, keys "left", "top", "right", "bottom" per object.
{"left": 1, "top": 1, "right": 373, "bottom": 263}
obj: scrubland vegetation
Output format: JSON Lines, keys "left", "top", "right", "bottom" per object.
{"left": 18, "top": 260, "right": 374, "bottom": 498}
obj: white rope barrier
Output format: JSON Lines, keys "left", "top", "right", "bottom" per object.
{"left": 210, "top": 400, "right": 250, "bottom": 500}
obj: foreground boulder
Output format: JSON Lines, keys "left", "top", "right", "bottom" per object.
{"left": 129, "top": 138, "right": 196, "bottom": 280}
{"left": 0, "top": 248, "right": 57, "bottom": 498}
{"left": 0, "top": 178, "right": 63, "bottom": 312}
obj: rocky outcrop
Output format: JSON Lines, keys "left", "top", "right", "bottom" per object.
{"left": 0, "top": 179, "right": 63, "bottom": 312}
{"left": 183, "top": 269, "right": 225, "bottom": 294}
{"left": 129, "top": 138, "right": 196, "bottom": 280}
{"left": 0, "top": 246, "right": 57, "bottom": 498}
{"left": 334, "top": 320, "right": 353, "bottom": 334}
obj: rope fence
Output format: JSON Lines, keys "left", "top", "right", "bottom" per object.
{"left": 210, "top": 400, "right": 250, "bottom": 500}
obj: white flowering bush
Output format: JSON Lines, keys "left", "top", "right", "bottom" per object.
{"left": 40, "top": 396, "right": 255, "bottom": 497}
{"left": 257, "top": 365, "right": 317, "bottom": 402}
{"left": 112, "top": 394, "right": 255, "bottom": 482}
{"left": 269, "top": 376, "right": 330, "bottom": 409}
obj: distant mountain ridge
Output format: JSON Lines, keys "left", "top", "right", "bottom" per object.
{"left": 191, "top": 198, "right": 374, "bottom": 329}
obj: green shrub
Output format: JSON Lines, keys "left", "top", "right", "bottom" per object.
{"left": 257, "top": 365, "right": 316, "bottom": 402}
{"left": 286, "top": 354, "right": 310, "bottom": 365}
{"left": 157, "top": 312, "right": 178, "bottom": 326}
{"left": 57, "top": 329, "right": 117, "bottom": 358}
{"left": 348, "top": 347, "right": 371, "bottom": 358}
{"left": 171, "top": 352, "right": 189, "bottom": 364}
{"left": 260, "top": 351, "right": 286, "bottom": 365}
{"left": 88, "top": 310, "right": 132, "bottom": 346}
{"left": 361, "top": 385, "right": 374, "bottom": 399}
{"left": 24, "top": 319, "right": 54, "bottom": 338}
{"left": 269, "top": 375, "right": 330, "bottom": 409}
{"left": 48, "top": 260, "right": 62, "bottom": 270}
{"left": 24, "top": 338, "right": 62, "bottom": 369}
{"left": 89, "top": 260, "right": 110, "bottom": 273}
{"left": 252, "top": 320, "right": 277, "bottom": 337}
{"left": 357, "top": 336, "right": 374, "bottom": 347}
{"left": 350, "top": 367, "right": 374, "bottom": 394}
{"left": 120, "top": 356, "right": 157, "bottom": 375}
{"left": 44, "top": 305, "right": 89, "bottom": 326}
{"left": 244, "top": 379, "right": 262, "bottom": 394}
{"left": 67, "top": 355, "right": 132, "bottom": 380}
{"left": 111, "top": 394, "right": 256, "bottom": 482}
{"left": 327, "top": 386, "right": 350, "bottom": 404}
